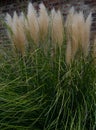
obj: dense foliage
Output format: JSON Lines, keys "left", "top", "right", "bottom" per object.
{"left": 0, "top": 2, "right": 96, "bottom": 130}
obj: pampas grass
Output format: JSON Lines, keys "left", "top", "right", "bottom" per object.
{"left": 2, "top": 2, "right": 96, "bottom": 130}
{"left": 38, "top": 3, "right": 49, "bottom": 42}
{"left": 6, "top": 13, "right": 13, "bottom": 40}
{"left": 6, "top": 12, "right": 26, "bottom": 55}
{"left": 27, "top": 2, "right": 39, "bottom": 44}
{"left": 65, "top": 8, "right": 79, "bottom": 64}
{"left": 19, "top": 12, "right": 25, "bottom": 25}
{"left": 51, "top": 9, "right": 64, "bottom": 48}
{"left": 12, "top": 12, "right": 26, "bottom": 55}
{"left": 65, "top": 7, "right": 92, "bottom": 64}
{"left": 6, "top": 13, "right": 13, "bottom": 27}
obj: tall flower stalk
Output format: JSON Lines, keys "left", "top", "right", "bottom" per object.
{"left": 27, "top": 2, "right": 39, "bottom": 44}
{"left": 51, "top": 9, "right": 64, "bottom": 49}
{"left": 65, "top": 7, "right": 92, "bottom": 65}
{"left": 38, "top": 3, "right": 49, "bottom": 42}
{"left": 6, "top": 12, "right": 26, "bottom": 56}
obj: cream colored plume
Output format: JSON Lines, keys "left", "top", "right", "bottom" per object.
{"left": 65, "top": 7, "right": 92, "bottom": 65}
{"left": 65, "top": 8, "right": 79, "bottom": 63}
{"left": 6, "top": 12, "right": 26, "bottom": 55}
{"left": 27, "top": 2, "right": 39, "bottom": 44}
{"left": 19, "top": 12, "right": 26, "bottom": 27}
{"left": 51, "top": 8, "right": 57, "bottom": 48}
{"left": 13, "top": 12, "right": 26, "bottom": 55}
{"left": 65, "top": 7, "right": 75, "bottom": 35}
{"left": 38, "top": 3, "right": 49, "bottom": 41}
{"left": 70, "top": 13, "right": 80, "bottom": 59}
{"left": 51, "top": 9, "right": 64, "bottom": 48}
{"left": 76, "top": 11, "right": 85, "bottom": 45}
{"left": 5, "top": 13, "right": 13, "bottom": 40}
{"left": 6, "top": 13, "right": 13, "bottom": 27}
{"left": 19, "top": 12, "right": 29, "bottom": 35}
{"left": 51, "top": 8, "right": 56, "bottom": 21}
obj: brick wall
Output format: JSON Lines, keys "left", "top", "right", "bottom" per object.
{"left": 84, "top": 0, "right": 96, "bottom": 39}
{"left": 0, "top": 0, "right": 96, "bottom": 43}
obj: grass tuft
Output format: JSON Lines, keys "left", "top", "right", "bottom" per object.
{"left": 0, "top": 2, "right": 96, "bottom": 130}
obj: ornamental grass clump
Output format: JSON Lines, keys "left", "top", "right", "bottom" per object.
{"left": 3, "top": 3, "right": 96, "bottom": 130}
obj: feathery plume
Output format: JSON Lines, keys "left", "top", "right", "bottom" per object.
{"left": 65, "top": 7, "right": 75, "bottom": 35}
{"left": 70, "top": 13, "right": 79, "bottom": 58}
{"left": 65, "top": 8, "right": 79, "bottom": 63}
{"left": 71, "top": 12, "right": 85, "bottom": 58}
{"left": 27, "top": 2, "right": 39, "bottom": 44}
{"left": 65, "top": 7, "right": 92, "bottom": 64}
{"left": 38, "top": 3, "right": 49, "bottom": 41}
{"left": 77, "top": 11, "right": 85, "bottom": 45}
{"left": 51, "top": 8, "right": 57, "bottom": 49}
{"left": 19, "top": 12, "right": 25, "bottom": 27}
{"left": 56, "top": 10, "right": 64, "bottom": 46}
{"left": 6, "top": 13, "right": 12, "bottom": 27}
{"left": 51, "top": 9, "right": 64, "bottom": 48}
{"left": 13, "top": 12, "right": 26, "bottom": 55}
{"left": 51, "top": 8, "right": 56, "bottom": 20}
{"left": 19, "top": 12, "right": 29, "bottom": 37}
{"left": 5, "top": 13, "right": 13, "bottom": 40}
{"left": 6, "top": 11, "right": 26, "bottom": 55}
